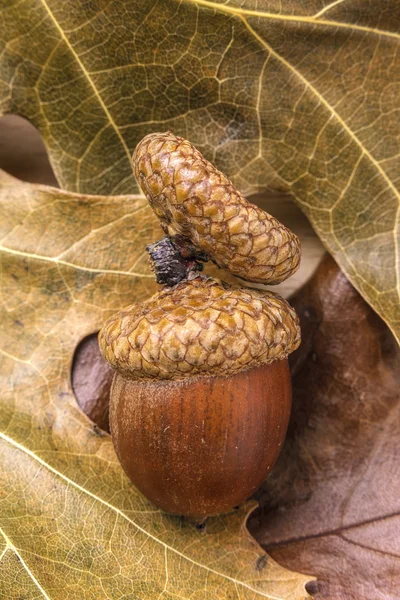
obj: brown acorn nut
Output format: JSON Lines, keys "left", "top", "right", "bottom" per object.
{"left": 99, "top": 276, "right": 300, "bottom": 519}
{"left": 133, "top": 132, "right": 301, "bottom": 285}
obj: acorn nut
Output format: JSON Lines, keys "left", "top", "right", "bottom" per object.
{"left": 99, "top": 132, "right": 302, "bottom": 521}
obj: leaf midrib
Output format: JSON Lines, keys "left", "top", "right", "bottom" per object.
{"left": 0, "top": 528, "right": 51, "bottom": 600}
{"left": 0, "top": 245, "right": 154, "bottom": 278}
{"left": 0, "top": 431, "right": 289, "bottom": 600}
{"left": 39, "top": 0, "right": 134, "bottom": 190}
{"left": 263, "top": 510, "right": 400, "bottom": 551}
{"left": 183, "top": 0, "right": 400, "bottom": 41}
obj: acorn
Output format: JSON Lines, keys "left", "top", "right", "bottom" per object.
{"left": 99, "top": 132, "right": 301, "bottom": 521}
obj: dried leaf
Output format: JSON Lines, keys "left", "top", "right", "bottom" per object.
{"left": 72, "top": 333, "right": 113, "bottom": 433}
{"left": 251, "top": 254, "right": 400, "bottom": 600}
{"left": 1, "top": 0, "right": 399, "bottom": 340}
{"left": 0, "top": 170, "right": 312, "bottom": 599}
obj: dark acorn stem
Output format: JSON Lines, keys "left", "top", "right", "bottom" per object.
{"left": 146, "top": 234, "right": 209, "bottom": 286}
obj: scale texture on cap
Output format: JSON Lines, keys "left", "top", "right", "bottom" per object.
{"left": 133, "top": 132, "right": 300, "bottom": 285}
{"left": 99, "top": 276, "right": 300, "bottom": 381}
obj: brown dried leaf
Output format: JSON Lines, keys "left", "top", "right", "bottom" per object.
{"left": 0, "top": 170, "right": 312, "bottom": 599}
{"left": 72, "top": 333, "right": 113, "bottom": 433}
{"left": 251, "top": 255, "right": 400, "bottom": 600}
{"left": 1, "top": 0, "right": 399, "bottom": 340}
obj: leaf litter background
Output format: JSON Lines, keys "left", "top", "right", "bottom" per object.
{"left": 1, "top": 0, "right": 400, "bottom": 598}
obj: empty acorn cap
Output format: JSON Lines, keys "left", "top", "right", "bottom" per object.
{"left": 133, "top": 132, "right": 301, "bottom": 285}
{"left": 98, "top": 276, "right": 300, "bottom": 381}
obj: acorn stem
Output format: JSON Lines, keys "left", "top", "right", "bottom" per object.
{"left": 146, "top": 235, "right": 209, "bottom": 286}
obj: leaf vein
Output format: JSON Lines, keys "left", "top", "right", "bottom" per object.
{"left": 182, "top": 0, "right": 400, "bottom": 41}
{"left": 0, "top": 527, "right": 52, "bottom": 600}
{"left": 0, "top": 431, "right": 282, "bottom": 600}
{"left": 0, "top": 246, "right": 154, "bottom": 279}
{"left": 38, "top": 0, "right": 134, "bottom": 191}
{"left": 239, "top": 16, "right": 400, "bottom": 308}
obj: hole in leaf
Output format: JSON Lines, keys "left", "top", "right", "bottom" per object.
{"left": 255, "top": 554, "right": 268, "bottom": 571}
{"left": 72, "top": 332, "right": 113, "bottom": 433}
{"left": 305, "top": 579, "right": 319, "bottom": 595}
{"left": 195, "top": 522, "right": 207, "bottom": 534}
{"left": 0, "top": 114, "right": 58, "bottom": 186}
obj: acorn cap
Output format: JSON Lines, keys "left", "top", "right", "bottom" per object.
{"left": 133, "top": 132, "right": 301, "bottom": 285}
{"left": 99, "top": 276, "right": 300, "bottom": 381}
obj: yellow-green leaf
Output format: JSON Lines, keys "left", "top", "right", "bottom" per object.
{"left": 0, "top": 170, "right": 313, "bottom": 599}
{"left": 1, "top": 0, "right": 399, "bottom": 340}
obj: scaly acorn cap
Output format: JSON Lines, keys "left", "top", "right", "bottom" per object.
{"left": 99, "top": 276, "right": 300, "bottom": 381}
{"left": 133, "top": 132, "right": 301, "bottom": 285}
